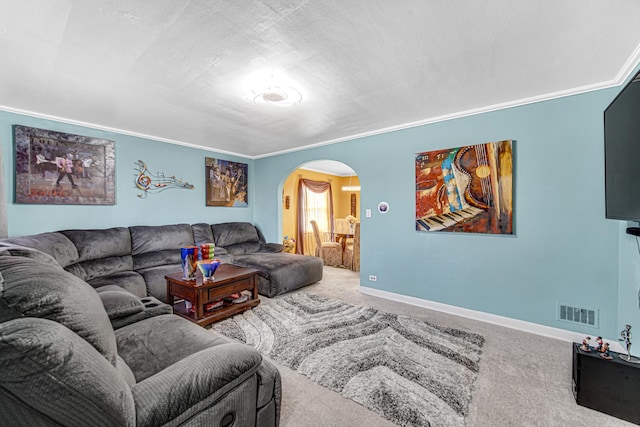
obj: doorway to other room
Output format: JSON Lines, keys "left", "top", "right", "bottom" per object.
{"left": 281, "top": 160, "right": 360, "bottom": 273}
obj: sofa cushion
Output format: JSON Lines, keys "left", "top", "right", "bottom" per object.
{"left": 0, "top": 256, "right": 118, "bottom": 364}
{"left": 87, "top": 271, "right": 148, "bottom": 298}
{"left": 261, "top": 242, "right": 285, "bottom": 253}
{"left": 136, "top": 264, "right": 182, "bottom": 302}
{"left": 66, "top": 255, "right": 135, "bottom": 281}
{"left": 191, "top": 222, "right": 215, "bottom": 246}
{"left": 212, "top": 222, "right": 260, "bottom": 247}
{"left": 133, "top": 249, "right": 182, "bottom": 271}
{"left": 116, "top": 314, "right": 232, "bottom": 382}
{"left": 61, "top": 227, "right": 132, "bottom": 262}
{"left": 0, "top": 318, "right": 135, "bottom": 427}
{"left": 1, "top": 232, "right": 79, "bottom": 267}
{"left": 0, "top": 242, "right": 61, "bottom": 266}
{"left": 130, "top": 224, "right": 194, "bottom": 255}
{"left": 225, "top": 242, "right": 262, "bottom": 255}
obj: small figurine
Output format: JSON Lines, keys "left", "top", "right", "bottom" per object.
{"left": 600, "top": 342, "right": 613, "bottom": 360}
{"left": 620, "top": 324, "right": 632, "bottom": 357}
{"left": 580, "top": 336, "right": 591, "bottom": 352}
{"left": 618, "top": 324, "right": 639, "bottom": 363}
{"left": 595, "top": 336, "right": 604, "bottom": 352}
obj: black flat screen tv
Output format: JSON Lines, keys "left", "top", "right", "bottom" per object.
{"left": 604, "top": 70, "right": 640, "bottom": 222}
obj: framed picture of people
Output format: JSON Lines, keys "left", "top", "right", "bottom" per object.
{"left": 205, "top": 157, "right": 248, "bottom": 207}
{"left": 13, "top": 125, "right": 115, "bottom": 205}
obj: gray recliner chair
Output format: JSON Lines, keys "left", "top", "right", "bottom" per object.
{"left": 0, "top": 245, "right": 280, "bottom": 426}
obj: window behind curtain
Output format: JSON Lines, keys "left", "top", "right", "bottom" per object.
{"left": 305, "top": 189, "right": 330, "bottom": 232}
{"left": 296, "top": 178, "right": 334, "bottom": 255}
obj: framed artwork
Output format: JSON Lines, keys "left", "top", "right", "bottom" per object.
{"left": 205, "top": 157, "right": 248, "bottom": 207}
{"left": 13, "top": 125, "right": 115, "bottom": 205}
{"left": 415, "top": 140, "right": 513, "bottom": 234}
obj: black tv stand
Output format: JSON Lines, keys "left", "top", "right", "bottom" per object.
{"left": 572, "top": 343, "right": 640, "bottom": 424}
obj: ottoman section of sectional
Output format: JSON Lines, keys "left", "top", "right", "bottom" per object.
{"left": 231, "top": 252, "right": 323, "bottom": 297}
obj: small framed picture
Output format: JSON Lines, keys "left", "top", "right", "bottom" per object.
{"left": 378, "top": 201, "right": 389, "bottom": 214}
{"left": 205, "top": 157, "right": 248, "bottom": 207}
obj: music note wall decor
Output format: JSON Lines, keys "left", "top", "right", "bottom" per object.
{"left": 134, "top": 160, "right": 194, "bottom": 198}
{"left": 415, "top": 140, "right": 513, "bottom": 234}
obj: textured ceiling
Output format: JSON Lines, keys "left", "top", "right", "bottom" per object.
{"left": 1, "top": 1, "right": 640, "bottom": 158}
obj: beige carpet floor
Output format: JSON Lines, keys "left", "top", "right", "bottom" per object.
{"left": 258, "top": 266, "right": 634, "bottom": 427}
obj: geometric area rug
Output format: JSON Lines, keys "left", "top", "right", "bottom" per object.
{"left": 212, "top": 293, "right": 485, "bottom": 427}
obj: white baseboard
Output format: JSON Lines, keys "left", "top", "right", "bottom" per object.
{"left": 359, "top": 286, "right": 627, "bottom": 354}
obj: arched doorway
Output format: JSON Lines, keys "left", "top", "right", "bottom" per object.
{"left": 281, "top": 160, "right": 360, "bottom": 272}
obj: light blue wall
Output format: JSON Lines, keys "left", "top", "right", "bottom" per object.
{"left": 614, "top": 68, "right": 640, "bottom": 355}
{"left": 255, "top": 87, "right": 629, "bottom": 338}
{"left": 2, "top": 81, "right": 638, "bottom": 342}
{"left": 0, "top": 111, "right": 254, "bottom": 236}
{"left": 618, "top": 223, "right": 640, "bottom": 354}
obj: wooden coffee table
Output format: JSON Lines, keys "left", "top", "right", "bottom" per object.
{"left": 165, "top": 264, "right": 260, "bottom": 327}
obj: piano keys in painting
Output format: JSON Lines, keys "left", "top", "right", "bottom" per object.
{"left": 415, "top": 140, "right": 513, "bottom": 234}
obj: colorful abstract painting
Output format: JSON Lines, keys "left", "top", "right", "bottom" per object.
{"left": 415, "top": 140, "right": 513, "bottom": 234}
{"left": 205, "top": 157, "right": 248, "bottom": 207}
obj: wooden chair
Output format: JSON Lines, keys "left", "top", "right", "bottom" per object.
{"left": 310, "top": 220, "right": 342, "bottom": 267}
{"left": 343, "top": 223, "right": 360, "bottom": 271}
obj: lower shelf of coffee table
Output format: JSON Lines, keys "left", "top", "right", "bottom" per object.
{"left": 173, "top": 297, "right": 260, "bottom": 326}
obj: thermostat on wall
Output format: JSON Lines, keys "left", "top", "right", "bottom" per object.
{"left": 377, "top": 201, "right": 389, "bottom": 214}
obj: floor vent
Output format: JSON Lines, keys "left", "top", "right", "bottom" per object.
{"left": 558, "top": 304, "right": 598, "bottom": 328}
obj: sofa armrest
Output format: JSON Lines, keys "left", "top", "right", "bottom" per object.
{"left": 98, "top": 290, "right": 172, "bottom": 329}
{"left": 256, "top": 357, "right": 282, "bottom": 425}
{"left": 260, "top": 243, "right": 284, "bottom": 253}
{"left": 131, "top": 343, "right": 262, "bottom": 427}
{"left": 98, "top": 290, "right": 145, "bottom": 320}
{"left": 110, "top": 296, "right": 173, "bottom": 329}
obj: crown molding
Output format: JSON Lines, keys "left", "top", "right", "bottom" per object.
{"left": 2, "top": 43, "right": 639, "bottom": 161}
{"left": 256, "top": 54, "right": 640, "bottom": 159}
{"left": 0, "top": 104, "right": 252, "bottom": 160}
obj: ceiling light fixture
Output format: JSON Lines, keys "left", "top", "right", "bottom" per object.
{"left": 244, "top": 68, "right": 303, "bottom": 107}
{"left": 253, "top": 85, "right": 302, "bottom": 107}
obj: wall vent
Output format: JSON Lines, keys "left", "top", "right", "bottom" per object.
{"left": 558, "top": 304, "right": 598, "bottom": 328}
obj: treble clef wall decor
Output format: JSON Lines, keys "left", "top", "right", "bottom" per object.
{"left": 134, "top": 160, "right": 194, "bottom": 198}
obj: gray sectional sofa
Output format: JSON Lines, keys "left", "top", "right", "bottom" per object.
{"left": 3, "top": 221, "right": 323, "bottom": 301}
{"left": 0, "top": 221, "right": 322, "bottom": 426}
{"left": 0, "top": 241, "right": 281, "bottom": 426}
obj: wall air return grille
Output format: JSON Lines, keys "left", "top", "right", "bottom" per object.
{"left": 558, "top": 304, "right": 598, "bottom": 328}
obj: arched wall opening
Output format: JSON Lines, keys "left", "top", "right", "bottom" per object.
{"left": 279, "top": 160, "right": 360, "bottom": 270}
